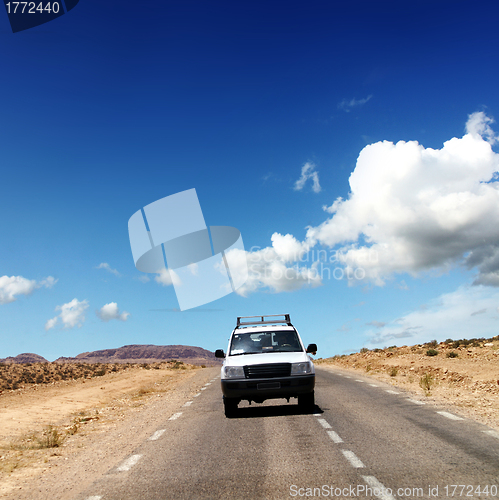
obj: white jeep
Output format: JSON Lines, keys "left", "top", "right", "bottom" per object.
{"left": 215, "top": 314, "right": 317, "bottom": 417}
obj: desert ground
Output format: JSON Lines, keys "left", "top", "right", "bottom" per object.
{"left": 317, "top": 336, "right": 499, "bottom": 430}
{"left": 0, "top": 361, "right": 205, "bottom": 498}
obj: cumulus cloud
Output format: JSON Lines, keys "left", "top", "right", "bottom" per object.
{"left": 232, "top": 241, "right": 321, "bottom": 297}
{"left": 0, "top": 275, "right": 57, "bottom": 304}
{"left": 304, "top": 111, "right": 499, "bottom": 285}
{"left": 45, "top": 298, "right": 89, "bottom": 331}
{"left": 466, "top": 111, "right": 498, "bottom": 145}
{"left": 155, "top": 268, "right": 181, "bottom": 286}
{"left": 96, "top": 263, "right": 120, "bottom": 277}
{"left": 294, "top": 162, "right": 321, "bottom": 193}
{"left": 338, "top": 95, "right": 372, "bottom": 112}
{"left": 96, "top": 302, "right": 130, "bottom": 322}
{"left": 364, "top": 285, "right": 499, "bottom": 347}
{"left": 230, "top": 112, "right": 499, "bottom": 296}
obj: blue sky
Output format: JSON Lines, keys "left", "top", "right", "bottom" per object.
{"left": 1, "top": 0, "right": 499, "bottom": 361}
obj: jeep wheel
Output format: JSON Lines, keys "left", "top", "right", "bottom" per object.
{"left": 223, "top": 397, "right": 238, "bottom": 418}
{"left": 298, "top": 391, "right": 314, "bottom": 409}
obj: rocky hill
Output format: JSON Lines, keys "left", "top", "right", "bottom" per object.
{"left": 0, "top": 353, "right": 49, "bottom": 364}
{"left": 1, "top": 345, "right": 220, "bottom": 366}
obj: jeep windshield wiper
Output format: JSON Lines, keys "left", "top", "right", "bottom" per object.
{"left": 230, "top": 351, "right": 261, "bottom": 356}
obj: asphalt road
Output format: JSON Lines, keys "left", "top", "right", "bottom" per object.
{"left": 76, "top": 367, "right": 499, "bottom": 500}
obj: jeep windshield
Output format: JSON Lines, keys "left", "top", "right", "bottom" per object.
{"left": 229, "top": 331, "right": 302, "bottom": 356}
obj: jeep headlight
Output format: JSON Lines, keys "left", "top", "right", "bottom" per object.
{"left": 223, "top": 366, "right": 245, "bottom": 379}
{"left": 291, "top": 361, "right": 312, "bottom": 375}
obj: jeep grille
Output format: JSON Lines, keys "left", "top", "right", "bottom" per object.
{"left": 243, "top": 363, "right": 291, "bottom": 379}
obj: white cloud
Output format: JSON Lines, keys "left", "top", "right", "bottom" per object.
{"left": 96, "top": 263, "right": 120, "bottom": 277}
{"left": 234, "top": 112, "right": 499, "bottom": 296}
{"left": 364, "top": 285, "right": 499, "bottom": 347}
{"left": 338, "top": 95, "right": 372, "bottom": 112}
{"left": 465, "top": 111, "right": 498, "bottom": 145}
{"left": 44, "top": 317, "right": 58, "bottom": 331}
{"left": 96, "top": 302, "right": 130, "bottom": 322}
{"left": 155, "top": 268, "right": 181, "bottom": 286}
{"left": 45, "top": 298, "right": 89, "bottom": 331}
{"left": 234, "top": 244, "right": 322, "bottom": 297}
{"left": 294, "top": 162, "right": 321, "bottom": 193}
{"left": 0, "top": 275, "right": 57, "bottom": 304}
{"left": 304, "top": 112, "right": 499, "bottom": 285}
{"left": 187, "top": 263, "right": 198, "bottom": 276}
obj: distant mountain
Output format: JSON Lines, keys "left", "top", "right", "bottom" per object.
{"left": 0, "top": 353, "right": 49, "bottom": 364}
{"left": 1, "top": 345, "right": 221, "bottom": 366}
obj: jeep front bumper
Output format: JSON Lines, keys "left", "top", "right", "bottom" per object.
{"left": 221, "top": 374, "right": 315, "bottom": 400}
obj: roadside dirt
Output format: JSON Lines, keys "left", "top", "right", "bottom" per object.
{"left": 0, "top": 363, "right": 218, "bottom": 499}
{"left": 317, "top": 338, "right": 499, "bottom": 430}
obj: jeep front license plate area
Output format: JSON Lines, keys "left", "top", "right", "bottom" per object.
{"left": 257, "top": 382, "right": 281, "bottom": 390}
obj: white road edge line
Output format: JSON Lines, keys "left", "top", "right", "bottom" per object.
{"left": 183, "top": 401, "right": 193, "bottom": 407}
{"left": 407, "top": 398, "right": 425, "bottom": 405}
{"left": 362, "top": 476, "right": 397, "bottom": 500}
{"left": 483, "top": 430, "right": 499, "bottom": 440}
{"left": 317, "top": 418, "right": 332, "bottom": 429}
{"left": 327, "top": 430, "right": 343, "bottom": 443}
{"left": 149, "top": 429, "right": 166, "bottom": 441}
{"left": 437, "top": 411, "right": 463, "bottom": 421}
{"left": 169, "top": 412, "right": 183, "bottom": 421}
{"left": 117, "top": 454, "right": 142, "bottom": 472}
{"left": 386, "top": 390, "right": 399, "bottom": 394}
{"left": 341, "top": 450, "right": 364, "bottom": 468}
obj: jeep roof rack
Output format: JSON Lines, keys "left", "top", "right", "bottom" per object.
{"left": 236, "top": 314, "right": 292, "bottom": 328}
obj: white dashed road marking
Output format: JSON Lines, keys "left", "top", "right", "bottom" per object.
{"left": 117, "top": 454, "right": 142, "bottom": 472}
{"left": 204, "top": 382, "right": 211, "bottom": 386}
{"left": 356, "top": 379, "right": 365, "bottom": 383}
{"left": 149, "top": 429, "right": 166, "bottom": 441}
{"left": 317, "top": 418, "right": 332, "bottom": 429}
{"left": 407, "top": 398, "right": 425, "bottom": 405}
{"left": 193, "top": 393, "right": 200, "bottom": 397}
{"left": 313, "top": 413, "right": 321, "bottom": 417}
{"left": 369, "top": 384, "right": 379, "bottom": 387}
{"left": 327, "top": 430, "right": 344, "bottom": 443}
{"left": 437, "top": 411, "right": 463, "bottom": 421}
{"left": 201, "top": 387, "right": 207, "bottom": 391}
{"left": 362, "top": 476, "right": 397, "bottom": 500}
{"left": 169, "top": 412, "right": 183, "bottom": 421}
{"left": 341, "top": 450, "right": 365, "bottom": 468}
{"left": 385, "top": 390, "right": 399, "bottom": 394}
{"left": 483, "top": 430, "right": 499, "bottom": 440}
{"left": 183, "top": 401, "right": 193, "bottom": 407}
{"left": 86, "top": 497, "right": 102, "bottom": 500}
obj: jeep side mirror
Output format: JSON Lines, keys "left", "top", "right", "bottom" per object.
{"left": 215, "top": 349, "right": 225, "bottom": 358}
{"left": 306, "top": 344, "right": 317, "bottom": 355}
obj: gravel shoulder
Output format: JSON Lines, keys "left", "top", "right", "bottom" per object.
{"left": 317, "top": 339, "right": 499, "bottom": 431}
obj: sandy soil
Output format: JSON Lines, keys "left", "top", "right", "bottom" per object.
{"left": 0, "top": 363, "right": 211, "bottom": 498}
{"left": 317, "top": 339, "right": 499, "bottom": 430}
